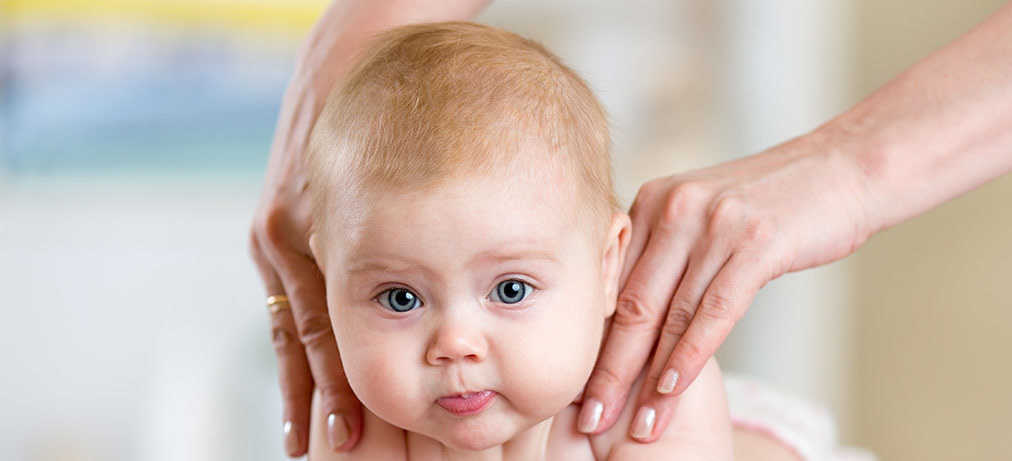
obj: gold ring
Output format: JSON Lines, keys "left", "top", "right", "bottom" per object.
{"left": 267, "top": 294, "right": 290, "bottom": 314}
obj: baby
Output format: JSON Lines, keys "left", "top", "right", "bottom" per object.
{"left": 302, "top": 22, "right": 801, "bottom": 461}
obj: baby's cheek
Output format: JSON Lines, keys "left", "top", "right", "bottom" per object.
{"left": 501, "top": 307, "right": 601, "bottom": 418}
{"left": 335, "top": 326, "right": 423, "bottom": 428}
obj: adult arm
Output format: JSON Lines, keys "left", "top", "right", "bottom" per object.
{"left": 579, "top": 1, "right": 1012, "bottom": 441}
{"left": 249, "top": 0, "right": 490, "bottom": 456}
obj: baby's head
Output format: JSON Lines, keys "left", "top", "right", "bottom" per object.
{"left": 306, "top": 22, "right": 630, "bottom": 451}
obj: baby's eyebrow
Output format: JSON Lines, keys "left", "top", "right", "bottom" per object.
{"left": 468, "top": 248, "right": 561, "bottom": 266}
{"left": 345, "top": 260, "right": 417, "bottom": 275}
{"left": 345, "top": 248, "right": 561, "bottom": 275}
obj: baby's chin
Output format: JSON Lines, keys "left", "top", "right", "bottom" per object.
{"left": 412, "top": 410, "right": 533, "bottom": 452}
{"left": 437, "top": 425, "right": 514, "bottom": 452}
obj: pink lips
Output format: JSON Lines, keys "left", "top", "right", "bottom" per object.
{"left": 437, "top": 390, "right": 498, "bottom": 416}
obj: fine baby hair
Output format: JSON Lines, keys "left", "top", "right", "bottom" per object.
{"left": 306, "top": 21, "right": 618, "bottom": 243}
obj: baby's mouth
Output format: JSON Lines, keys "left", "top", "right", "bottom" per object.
{"left": 437, "top": 390, "right": 498, "bottom": 416}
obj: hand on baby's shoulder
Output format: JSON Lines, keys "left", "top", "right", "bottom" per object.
{"left": 588, "top": 357, "right": 734, "bottom": 461}
{"left": 308, "top": 390, "right": 407, "bottom": 461}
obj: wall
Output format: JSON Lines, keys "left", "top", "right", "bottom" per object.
{"left": 851, "top": 1, "right": 1012, "bottom": 458}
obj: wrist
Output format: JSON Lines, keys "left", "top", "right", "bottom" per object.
{"left": 291, "top": 44, "right": 355, "bottom": 111}
{"left": 810, "top": 117, "right": 886, "bottom": 242}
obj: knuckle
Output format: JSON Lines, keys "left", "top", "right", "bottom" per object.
{"left": 613, "top": 291, "right": 662, "bottom": 330}
{"left": 261, "top": 202, "right": 291, "bottom": 248}
{"left": 661, "top": 182, "right": 706, "bottom": 228}
{"left": 699, "top": 291, "right": 735, "bottom": 323}
{"left": 672, "top": 181, "right": 708, "bottom": 202}
{"left": 661, "top": 302, "right": 695, "bottom": 340}
{"left": 678, "top": 335, "right": 707, "bottom": 360}
{"left": 271, "top": 324, "right": 300, "bottom": 353}
{"left": 591, "top": 363, "right": 627, "bottom": 391}
{"left": 708, "top": 195, "right": 744, "bottom": 232}
{"left": 316, "top": 382, "right": 349, "bottom": 403}
{"left": 639, "top": 177, "right": 665, "bottom": 199}
{"left": 296, "top": 310, "right": 337, "bottom": 349}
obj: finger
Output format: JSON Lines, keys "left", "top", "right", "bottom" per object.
{"left": 634, "top": 251, "right": 764, "bottom": 442}
{"left": 267, "top": 243, "right": 363, "bottom": 453}
{"left": 627, "top": 238, "right": 731, "bottom": 442}
{"left": 271, "top": 300, "right": 316, "bottom": 457}
{"left": 252, "top": 233, "right": 313, "bottom": 457}
{"left": 251, "top": 230, "right": 286, "bottom": 293}
{"left": 668, "top": 250, "right": 765, "bottom": 396}
{"left": 578, "top": 224, "right": 695, "bottom": 435}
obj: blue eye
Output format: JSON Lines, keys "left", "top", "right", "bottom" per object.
{"left": 491, "top": 280, "right": 532, "bottom": 304}
{"left": 377, "top": 288, "right": 421, "bottom": 312}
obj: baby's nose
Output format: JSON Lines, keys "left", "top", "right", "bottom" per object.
{"left": 425, "top": 322, "right": 488, "bottom": 365}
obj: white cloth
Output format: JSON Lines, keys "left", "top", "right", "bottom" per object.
{"left": 725, "top": 375, "right": 876, "bottom": 461}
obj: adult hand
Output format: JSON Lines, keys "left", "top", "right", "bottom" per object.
{"left": 249, "top": 1, "right": 492, "bottom": 457}
{"left": 249, "top": 48, "right": 363, "bottom": 456}
{"left": 580, "top": 1, "right": 1012, "bottom": 440}
{"left": 579, "top": 131, "right": 876, "bottom": 441}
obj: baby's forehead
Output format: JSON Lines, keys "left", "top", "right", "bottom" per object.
{"left": 325, "top": 169, "right": 594, "bottom": 262}
{"left": 314, "top": 136, "right": 610, "bottom": 259}
{"left": 359, "top": 132, "right": 574, "bottom": 189}
{"left": 361, "top": 162, "right": 580, "bottom": 227}
{"left": 354, "top": 140, "right": 580, "bottom": 210}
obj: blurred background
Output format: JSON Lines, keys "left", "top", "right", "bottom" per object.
{"left": 1, "top": 0, "right": 1009, "bottom": 459}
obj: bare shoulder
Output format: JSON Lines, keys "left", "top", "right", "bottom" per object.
{"left": 308, "top": 390, "right": 407, "bottom": 461}
{"left": 589, "top": 358, "right": 735, "bottom": 461}
{"left": 543, "top": 403, "right": 597, "bottom": 460}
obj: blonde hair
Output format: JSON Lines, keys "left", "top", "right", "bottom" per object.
{"left": 307, "top": 22, "right": 616, "bottom": 241}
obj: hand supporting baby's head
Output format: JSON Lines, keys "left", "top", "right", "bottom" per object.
{"left": 305, "top": 22, "right": 630, "bottom": 451}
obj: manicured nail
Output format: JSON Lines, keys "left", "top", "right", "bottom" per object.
{"left": 283, "top": 420, "right": 301, "bottom": 456}
{"left": 327, "top": 413, "right": 350, "bottom": 450}
{"left": 657, "top": 369, "right": 679, "bottom": 394}
{"left": 577, "top": 398, "right": 604, "bottom": 433}
{"left": 631, "top": 406, "right": 656, "bottom": 440}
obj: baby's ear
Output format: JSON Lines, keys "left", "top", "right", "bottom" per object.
{"left": 601, "top": 212, "right": 632, "bottom": 318}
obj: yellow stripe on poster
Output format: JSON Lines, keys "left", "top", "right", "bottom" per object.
{"left": 3, "top": 0, "right": 329, "bottom": 32}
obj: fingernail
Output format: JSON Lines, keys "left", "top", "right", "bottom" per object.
{"left": 657, "top": 369, "right": 679, "bottom": 394}
{"left": 283, "top": 420, "right": 301, "bottom": 456}
{"left": 327, "top": 413, "right": 350, "bottom": 450}
{"left": 631, "top": 406, "right": 656, "bottom": 440}
{"left": 577, "top": 398, "right": 604, "bottom": 433}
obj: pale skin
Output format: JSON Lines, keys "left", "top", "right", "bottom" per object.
{"left": 250, "top": 0, "right": 1012, "bottom": 455}
{"left": 250, "top": 1, "right": 494, "bottom": 455}
{"left": 302, "top": 156, "right": 787, "bottom": 460}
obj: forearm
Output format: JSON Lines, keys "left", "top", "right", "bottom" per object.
{"left": 294, "top": 0, "right": 491, "bottom": 115}
{"left": 823, "top": 1, "right": 1012, "bottom": 234}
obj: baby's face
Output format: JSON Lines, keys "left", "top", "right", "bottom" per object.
{"left": 314, "top": 165, "right": 626, "bottom": 451}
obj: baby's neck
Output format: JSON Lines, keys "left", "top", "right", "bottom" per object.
{"left": 405, "top": 417, "right": 558, "bottom": 461}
